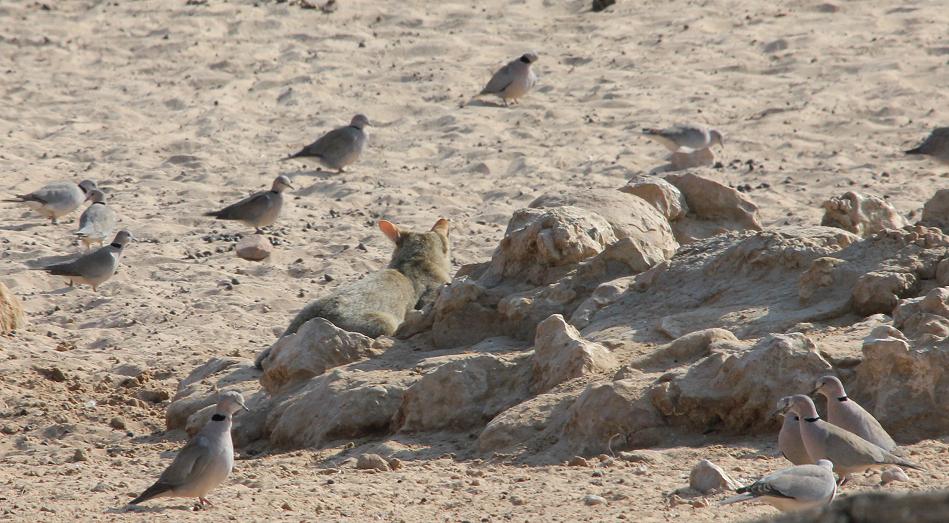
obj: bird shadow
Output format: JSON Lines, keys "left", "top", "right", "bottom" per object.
{"left": 108, "top": 503, "right": 203, "bottom": 514}
{"left": 0, "top": 221, "right": 48, "bottom": 232}
{"left": 464, "top": 99, "right": 507, "bottom": 108}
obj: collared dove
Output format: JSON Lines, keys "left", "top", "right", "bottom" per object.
{"left": 778, "top": 412, "right": 813, "bottom": 466}
{"left": 478, "top": 52, "right": 538, "bottom": 106}
{"left": 811, "top": 375, "right": 897, "bottom": 452}
{"left": 778, "top": 395, "right": 922, "bottom": 485}
{"left": 204, "top": 175, "right": 293, "bottom": 232}
{"left": 720, "top": 459, "right": 836, "bottom": 512}
{"left": 283, "top": 115, "right": 370, "bottom": 173}
{"left": 4, "top": 179, "right": 97, "bottom": 223}
{"left": 905, "top": 127, "right": 949, "bottom": 164}
{"left": 35, "top": 230, "right": 132, "bottom": 291}
{"left": 130, "top": 391, "right": 248, "bottom": 508}
{"left": 76, "top": 189, "right": 117, "bottom": 250}
{"left": 642, "top": 124, "right": 724, "bottom": 152}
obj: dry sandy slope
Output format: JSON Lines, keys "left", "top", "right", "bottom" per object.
{"left": 0, "top": 0, "right": 947, "bottom": 521}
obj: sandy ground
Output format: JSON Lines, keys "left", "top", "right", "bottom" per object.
{"left": 1, "top": 0, "right": 947, "bottom": 521}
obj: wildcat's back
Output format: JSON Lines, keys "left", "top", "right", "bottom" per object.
{"left": 257, "top": 219, "right": 451, "bottom": 368}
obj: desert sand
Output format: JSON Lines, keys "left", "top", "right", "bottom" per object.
{"left": 1, "top": 0, "right": 948, "bottom": 521}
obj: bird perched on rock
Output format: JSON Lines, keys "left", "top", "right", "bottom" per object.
{"left": 811, "top": 375, "right": 897, "bottom": 452}
{"left": 76, "top": 189, "right": 117, "bottom": 250}
{"left": 905, "top": 127, "right": 949, "bottom": 165}
{"left": 643, "top": 124, "right": 724, "bottom": 152}
{"left": 777, "top": 395, "right": 922, "bottom": 485}
{"left": 720, "top": 459, "right": 837, "bottom": 512}
{"left": 4, "top": 179, "right": 97, "bottom": 224}
{"left": 283, "top": 114, "right": 370, "bottom": 173}
{"left": 35, "top": 230, "right": 132, "bottom": 291}
{"left": 478, "top": 52, "right": 538, "bottom": 106}
{"left": 204, "top": 175, "right": 293, "bottom": 233}
{"left": 130, "top": 391, "right": 248, "bottom": 508}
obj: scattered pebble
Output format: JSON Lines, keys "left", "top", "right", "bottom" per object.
{"left": 583, "top": 494, "right": 606, "bottom": 506}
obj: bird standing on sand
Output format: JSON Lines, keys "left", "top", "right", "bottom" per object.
{"left": 4, "top": 180, "right": 97, "bottom": 224}
{"left": 76, "top": 189, "right": 117, "bottom": 250}
{"left": 720, "top": 459, "right": 837, "bottom": 512}
{"left": 778, "top": 410, "right": 812, "bottom": 466}
{"left": 478, "top": 52, "right": 538, "bottom": 106}
{"left": 35, "top": 230, "right": 132, "bottom": 291}
{"left": 642, "top": 124, "right": 725, "bottom": 152}
{"left": 130, "top": 391, "right": 248, "bottom": 508}
{"left": 811, "top": 375, "right": 897, "bottom": 452}
{"left": 204, "top": 175, "right": 293, "bottom": 233}
{"left": 905, "top": 127, "right": 949, "bottom": 165}
{"left": 776, "top": 395, "right": 922, "bottom": 485}
{"left": 283, "top": 114, "right": 370, "bottom": 173}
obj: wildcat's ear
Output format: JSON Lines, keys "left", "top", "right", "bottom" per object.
{"left": 431, "top": 218, "right": 450, "bottom": 237}
{"left": 378, "top": 220, "right": 402, "bottom": 243}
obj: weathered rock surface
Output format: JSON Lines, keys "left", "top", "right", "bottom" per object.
{"left": 821, "top": 191, "right": 907, "bottom": 237}
{"left": 620, "top": 176, "right": 688, "bottom": 221}
{"left": 0, "top": 282, "right": 24, "bottom": 334}
{"left": 531, "top": 314, "right": 617, "bottom": 393}
{"left": 258, "top": 317, "right": 377, "bottom": 394}
{"left": 689, "top": 459, "right": 740, "bottom": 494}
{"left": 633, "top": 328, "right": 738, "bottom": 371}
{"left": 560, "top": 377, "right": 665, "bottom": 455}
{"left": 759, "top": 490, "right": 949, "bottom": 523}
{"left": 921, "top": 188, "right": 949, "bottom": 232}
{"left": 664, "top": 172, "right": 762, "bottom": 243}
{"left": 236, "top": 234, "right": 272, "bottom": 261}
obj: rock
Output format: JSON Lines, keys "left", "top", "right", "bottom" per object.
{"left": 664, "top": 172, "right": 762, "bottom": 243}
{"left": 567, "top": 456, "right": 591, "bottom": 467}
{"left": 356, "top": 453, "right": 390, "bottom": 471}
{"left": 393, "top": 353, "right": 530, "bottom": 433}
{"left": 71, "top": 448, "right": 88, "bottom": 462}
{"left": 387, "top": 457, "right": 403, "bottom": 470}
{"left": 236, "top": 235, "right": 272, "bottom": 261}
{"left": 561, "top": 378, "right": 665, "bottom": 455}
{"left": 258, "top": 318, "right": 377, "bottom": 394}
{"left": 669, "top": 147, "right": 715, "bottom": 170}
{"left": 798, "top": 257, "right": 846, "bottom": 304}
{"left": 851, "top": 325, "right": 949, "bottom": 438}
{"left": 852, "top": 271, "right": 918, "bottom": 316}
{"left": 689, "top": 459, "right": 740, "bottom": 494}
{"left": 591, "top": 0, "right": 615, "bottom": 12}
{"left": 921, "top": 188, "right": 949, "bottom": 232}
{"left": 0, "top": 282, "right": 25, "bottom": 334}
{"left": 937, "top": 258, "right": 949, "bottom": 286}
{"left": 531, "top": 314, "right": 618, "bottom": 393}
{"left": 879, "top": 467, "right": 910, "bottom": 486}
{"left": 476, "top": 390, "right": 574, "bottom": 454}
{"left": 757, "top": 490, "right": 949, "bottom": 523}
{"left": 266, "top": 367, "right": 415, "bottom": 449}
{"left": 620, "top": 176, "right": 689, "bottom": 221}
{"left": 633, "top": 328, "right": 738, "bottom": 371}
{"left": 109, "top": 417, "right": 126, "bottom": 430}
{"left": 821, "top": 192, "right": 907, "bottom": 237}
{"left": 618, "top": 450, "right": 665, "bottom": 464}
{"left": 583, "top": 494, "right": 607, "bottom": 506}
{"left": 893, "top": 287, "right": 949, "bottom": 342}
{"left": 650, "top": 333, "right": 833, "bottom": 432}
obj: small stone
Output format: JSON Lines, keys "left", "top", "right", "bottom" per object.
{"left": 236, "top": 235, "right": 272, "bottom": 261}
{"left": 692, "top": 498, "right": 709, "bottom": 508}
{"left": 591, "top": 0, "right": 616, "bottom": 12}
{"left": 689, "top": 459, "right": 740, "bottom": 494}
{"left": 618, "top": 450, "right": 664, "bottom": 464}
{"left": 583, "top": 494, "right": 607, "bottom": 506}
{"left": 510, "top": 496, "right": 526, "bottom": 506}
{"left": 387, "top": 458, "right": 403, "bottom": 470}
{"left": 281, "top": 501, "right": 292, "bottom": 511}
{"left": 71, "top": 448, "right": 88, "bottom": 462}
{"left": 567, "top": 456, "right": 590, "bottom": 467}
{"left": 880, "top": 467, "right": 910, "bottom": 486}
{"left": 91, "top": 482, "right": 111, "bottom": 492}
{"left": 356, "top": 453, "right": 390, "bottom": 471}
{"left": 109, "top": 417, "right": 126, "bottom": 430}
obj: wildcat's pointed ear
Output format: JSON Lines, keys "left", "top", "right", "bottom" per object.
{"left": 431, "top": 218, "right": 450, "bottom": 236}
{"left": 379, "top": 220, "right": 402, "bottom": 243}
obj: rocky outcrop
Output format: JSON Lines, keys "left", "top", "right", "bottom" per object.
{"left": 530, "top": 314, "right": 617, "bottom": 393}
{"left": 561, "top": 377, "right": 665, "bottom": 455}
{"left": 921, "top": 188, "right": 949, "bottom": 232}
{"left": 620, "top": 176, "right": 688, "bottom": 221}
{"left": 0, "top": 282, "right": 24, "bottom": 334}
{"left": 821, "top": 191, "right": 907, "bottom": 237}
{"left": 663, "top": 172, "right": 762, "bottom": 243}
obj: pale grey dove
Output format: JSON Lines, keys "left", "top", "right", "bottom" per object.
{"left": 778, "top": 412, "right": 813, "bottom": 466}
{"left": 4, "top": 179, "right": 97, "bottom": 223}
{"left": 283, "top": 115, "right": 370, "bottom": 173}
{"left": 204, "top": 175, "right": 293, "bottom": 232}
{"left": 130, "top": 391, "right": 248, "bottom": 508}
{"left": 76, "top": 189, "right": 118, "bottom": 250}
{"left": 811, "top": 375, "right": 897, "bottom": 452}
{"left": 478, "top": 52, "right": 538, "bottom": 106}
{"left": 35, "top": 230, "right": 132, "bottom": 291}
{"left": 905, "top": 126, "right": 949, "bottom": 165}
{"left": 642, "top": 124, "right": 724, "bottom": 152}
{"left": 778, "top": 395, "right": 922, "bottom": 485}
{"left": 720, "top": 459, "right": 836, "bottom": 512}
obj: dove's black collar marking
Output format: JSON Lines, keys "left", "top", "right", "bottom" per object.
{"left": 211, "top": 414, "right": 226, "bottom": 422}
{"left": 109, "top": 242, "right": 123, "bottom": 248}
{"left": 804, "top": 416, "right": 820, "bottom": 423}
{"left": 838, "top": 396, "right": 849, "bottom": 402}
